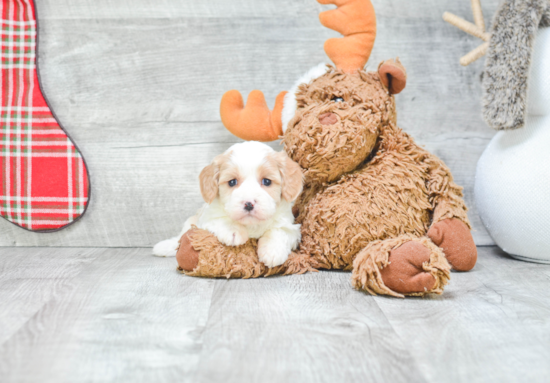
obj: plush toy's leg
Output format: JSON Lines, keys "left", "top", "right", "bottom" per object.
{"left": 176, "top": 229, "right": 317, "bottom": 279}
{"left": 427, "top": 218, "right": 477, "bottom": 271}
{"left": 176, "top": 231, "right": 201, "bottom": 272}
{"left": 424, "top": 152, "right": 478, "bottom": 271}
{"left": 351, "top": 235, "right": 451, "bottom": 298}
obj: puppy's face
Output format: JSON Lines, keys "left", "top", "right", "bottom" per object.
{"left": 199, "top": 142, "right": 303, "bottom": 225}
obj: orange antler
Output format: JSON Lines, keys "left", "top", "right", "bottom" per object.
{"left": 220, "top": 90, "right": 288, "bottom": 142}
{"left": 318, "top": 0, "right": 377, "bottom": 73}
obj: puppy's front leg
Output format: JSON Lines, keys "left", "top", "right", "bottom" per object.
{"left": 258, "top": 226, "right": 301, "bottom": 268}
{"left": 203, "top": 218, "right": 249, "bottom": 247}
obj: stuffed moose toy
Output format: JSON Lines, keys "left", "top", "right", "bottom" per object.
{"left": 176, "top": 0, "right": 477, "bottom": 297}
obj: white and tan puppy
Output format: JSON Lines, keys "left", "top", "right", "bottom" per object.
{"left": 153, "top": 141, "right": 303, "bottom": 267}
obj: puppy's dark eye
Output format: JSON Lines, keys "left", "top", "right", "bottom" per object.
{"left": 228, "top": 179, "right": 237, "bottom": 187}
{"left": 331, "top": 97, "right": 344, "bottom": 103}
{"left": 262, "top": 178, "right": 272, "bottom": 186}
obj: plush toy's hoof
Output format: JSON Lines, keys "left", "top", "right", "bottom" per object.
{"left": 380, "top": 241, "right": 437, "bottom": 294}
{"left": 176, "top": 230, "right": 200, "bottom": 272}
{"left": 428, "top": 218, "right": 477, "bottom": 271}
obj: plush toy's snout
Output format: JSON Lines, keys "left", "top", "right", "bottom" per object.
{"left": 318, "top": 112, "right": 338, "bottom": 125}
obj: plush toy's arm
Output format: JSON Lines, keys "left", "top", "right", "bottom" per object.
{"left": 423, "top": 153, "right": 470, "bottom": 228}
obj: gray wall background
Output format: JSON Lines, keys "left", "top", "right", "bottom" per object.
{"left": 0, "top": 0, "right": 500, "bottom": 247}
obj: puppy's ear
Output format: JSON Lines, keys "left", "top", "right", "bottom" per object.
{"left": 199, "top": 154, "right": 223, "bottom": 203}
{"left": 275, "top": 152, "right": 303, "bottom": 202}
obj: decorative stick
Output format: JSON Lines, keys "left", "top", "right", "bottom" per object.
{"left": 443, "top": 1, "right": 490, "bottom": 66}
{"left": 460, "top": 41, "right": 489, "bottom": 66}
{"left": 471, "top": 0, "right": 485, "bottom": 31}
{"left": 443, "top": 12, "right": 490, "bottom": 41}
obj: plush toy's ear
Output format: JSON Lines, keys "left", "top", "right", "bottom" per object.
{"left": 378, "top": 58, "right": 407, "bottom": 94}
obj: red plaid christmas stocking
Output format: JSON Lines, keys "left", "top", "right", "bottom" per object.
{"left": 1, "top": 0, "right": 90, "bottom": 232}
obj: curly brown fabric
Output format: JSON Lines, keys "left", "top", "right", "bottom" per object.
{"left": 181, "top": 66, "right": 474, "bottom": 297}
{"left": 283, "top": 68, "right": 392, "bottom": 185}
{"left": 178, "top": 228, "right": 317, "bottom": 279}
{"left": 351, "top": 235, "right": 450, "bottom": 298}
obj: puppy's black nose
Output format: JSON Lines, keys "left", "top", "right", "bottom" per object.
{"left": 244, "top": 202, "right": 254, "bottom": 212}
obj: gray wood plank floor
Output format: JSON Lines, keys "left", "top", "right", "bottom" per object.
{"left": 0, "top": 0, "right": 501, "bottom": 247}
{"left": 1, "top": 246, "right": 549, "bottom": 383}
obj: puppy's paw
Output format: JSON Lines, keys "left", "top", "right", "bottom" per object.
{"left": 217, "top": 226, "right": 249, "bottom": 247}
{"left": 152, "top": 238, "right": 179, "bottom": 257}
{"left": 257, "top": 239, "right": 290, "bottom": 268}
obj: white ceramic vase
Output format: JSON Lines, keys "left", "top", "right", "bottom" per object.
{"left": 475, "top": 27, "right": 550, "bottom": 263}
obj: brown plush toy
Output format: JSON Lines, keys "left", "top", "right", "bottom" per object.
{"left": 176, "top": 0, "right": 477, "bottom": 298}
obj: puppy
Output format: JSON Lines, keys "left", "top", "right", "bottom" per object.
{"left": 153, "top": 141, "right": 303, "bottom": 268}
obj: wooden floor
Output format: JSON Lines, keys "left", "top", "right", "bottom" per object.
{"left": 1, "top": 246, "right": 549, "bottom": 383}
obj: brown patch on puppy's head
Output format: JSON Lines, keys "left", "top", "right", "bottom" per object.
{"left": 277, "top": 152, "right": 304, "bottom": 202}
{"left": 260, "top": 152, "right": 304, "bottom": 203}
{"left": 199, "top": 152, "right": 231, "bottom": 203}
{"left": 283, "top": 66, "right": 396, "bottom": 184}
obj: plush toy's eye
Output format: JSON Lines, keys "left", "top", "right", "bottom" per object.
{"left": 331, "top": 97, "right": 345, "bottom": 103}
{"left": 262, "top": 178, "right": 272, "bottom": 186}
{"left": 228, "top": 179, "right": 238, "bottom": 187}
